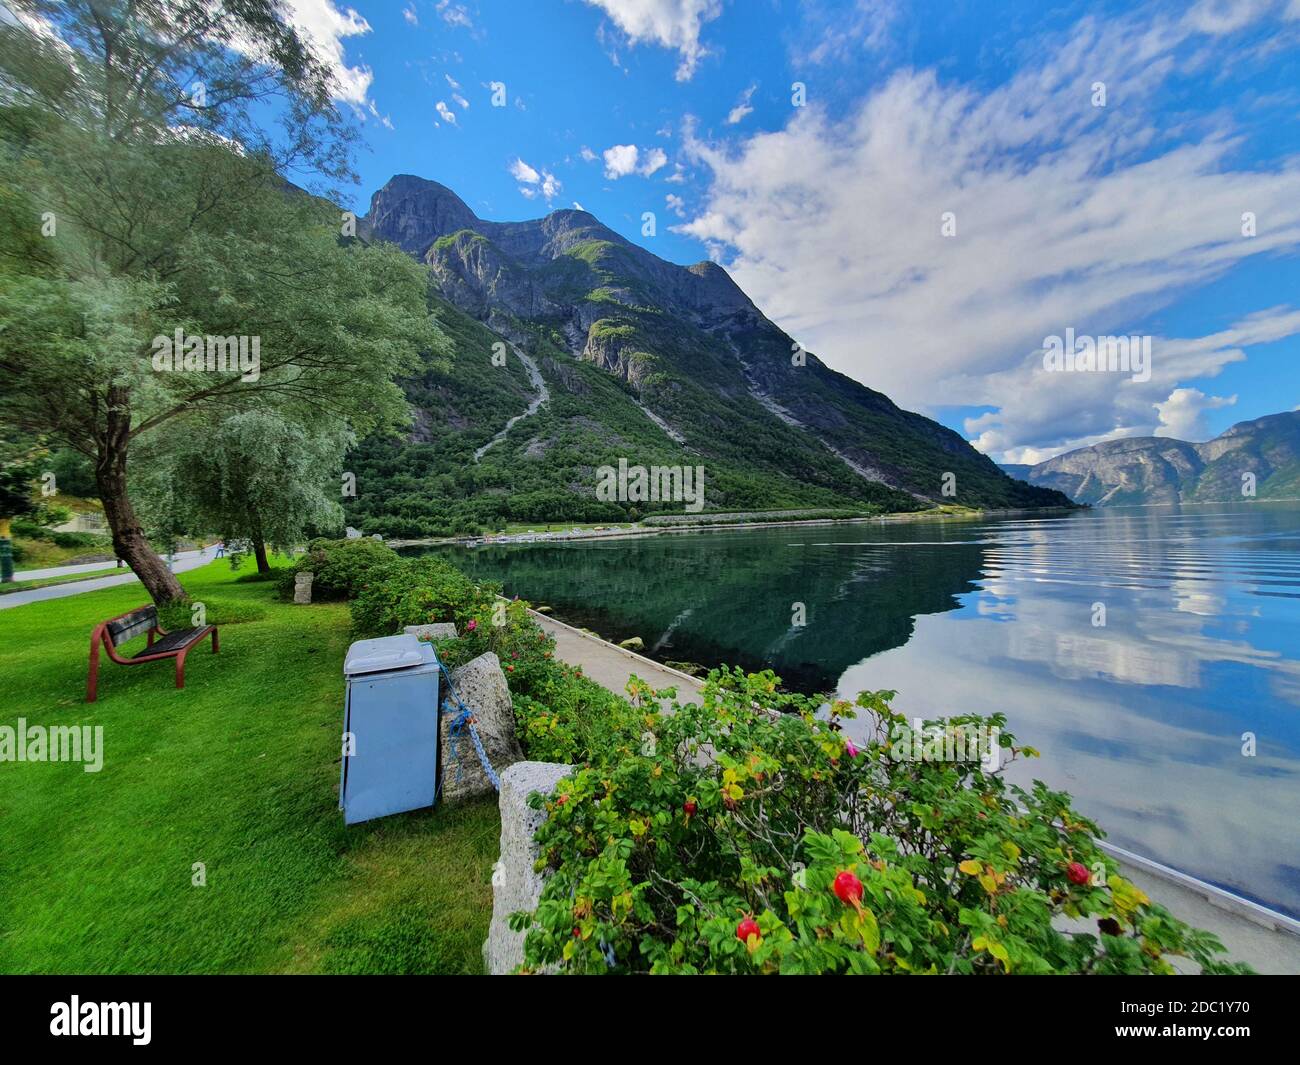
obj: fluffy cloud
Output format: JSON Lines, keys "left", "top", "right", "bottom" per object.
{"left": 678, "top": 4, "right": 1300, "bottom": 460}
{"left": 1155, "top": 388, "right": 1238, "bottom": 439}
{"left": 403, "top": 4, "right": 419, "bottom": 27}
{"left": 278, "top": 0, "right": 374, "bottom": 105}
{"left": 510, "top": 158, "right": 541, "bottom": 184}
{"left": 582, "top": 0, "right": 723, "bottom": 80}
{"left": 510, "top": 158, "right": 562, "bottom": 201}
{"left": 665, "top": 192, "right": 686, "bottom": 217}
{"left": 435, "top": 100, "right": 457, "bottom": 124}
{"left": 602, "top": 143, "right": 669, "bottom": 178}
{"left": 603, "top": 143, "right": 641, "bottom": 178}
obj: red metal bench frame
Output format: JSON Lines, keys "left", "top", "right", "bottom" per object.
{"left": 86, "top": 605, "right": 219, "bottom": 702}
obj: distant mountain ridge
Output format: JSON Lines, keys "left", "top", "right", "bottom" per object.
{"left": 1003, "top": 412, "right": 1300, "bottom": 506}
{"left": 345, "top": 175, "right": 1073, "bottom": 536}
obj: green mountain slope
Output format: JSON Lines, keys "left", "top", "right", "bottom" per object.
{"left": 345, "top": 175, "right": 1073, "bottom": 535}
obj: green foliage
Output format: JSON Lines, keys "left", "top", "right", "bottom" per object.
{"left": 350, "top": 555, "right": 497, "bottom": 639}
{"left": 283, "top": 538, "right": 404, "bottom": 601}
{"left": 133, "top": 410, "right": 352, "bottom": 562}
{"left": 513, "top": 672, "right": 649, "bottom": 767}
{"left": 513, "top": 670, "right": 1250, "bottom": 975}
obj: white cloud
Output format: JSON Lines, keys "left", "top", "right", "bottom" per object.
{"left": 573, "top": 201, "right": 587, "bottom": 211}
{"left": 1155, "top": 388, "right": 1238, "bottom": 439}
{"left": 679, "top": 5, "right": 1300, "bottom": 460}
{"left": 603, "top": 143, "right": 641, "bottom": 178}
{"left": 580, "top": 146, "right": 599, "bottom": 162}
{"left": 445, "top": 73, "right": 462, "bottom": 90}
{"left": 510, "top": 158, "right": 541, "bottom": 184}
{"left": 452, "top": 93, "right": 470, "bottom": 109}
{"left": 435, "top": 100, "right": 457, "bottom": 124}
{"left": 640, "top": 146, "right": 668, "bottom": 175}
{"left": 964, "top": 308, "right": 1300, "bottom": 461}
{"left": 277, "top": 0, "right": 374, "bottom": 105}
{"left": 602, "top": 143, "right": 669, "bottom": 178}
{"left": 1184, "top": 0, "right": 1274, "bottom": 35}
{"left": 582, "top": 0, "right": 723, "bottom": 80}
{"left": 665, "top": 162, "right": 687, "bottom": 183}
{"left": 510, "top": 158, "right": 561, "bottom": 202}
{"left": 726, "top": 84, "right": 757, "bottom": 125}
{"left": 403, "top": 4, "right": 419, "bottom": 27}
{"left": 795, "top": 0, "right": 898, "bottom": 65}
{"left": 665, "top": 192, "right": 686, "bottom": 217}
{"left": 436, "top": 0, "right": 473, "bottom": 29}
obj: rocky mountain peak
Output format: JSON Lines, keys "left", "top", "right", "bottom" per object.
{"left": 366, "top": 174, "right": 480, "bottom": 257}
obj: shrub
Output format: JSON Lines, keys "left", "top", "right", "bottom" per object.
{"left": 512, "top": 669, "right": 1249, "bottom": 975}
{"left": 350, "top": 556, "right": 497, "bottom": 638}
{"left": 435, "top": 598, "right": 557, "bottom": 701}
{"left": 513, "top": 671, "right": 646, "bottom": 765}
{"left": 281, "top": 537, "right": 402, "bottom": 601}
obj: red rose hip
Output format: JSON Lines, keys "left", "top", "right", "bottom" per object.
{"left": 1066, "top": 861, "right": 1090, "bottom": 886}
{"left": 736, "top": 916, "right": 760, "bottom": 943}
{"left": 833, "top": 869, "right": 864, "bottom": 906}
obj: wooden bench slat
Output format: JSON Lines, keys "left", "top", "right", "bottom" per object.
{"left": 107, "top": 607, "right": 157, "bottom": 646}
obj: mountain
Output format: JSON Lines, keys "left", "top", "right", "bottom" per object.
{"left": 345, "top": 175, "right": 1073, "bottom": 536}
{"left": 1007, "top": 412, "right": 1300, "bottom": 506}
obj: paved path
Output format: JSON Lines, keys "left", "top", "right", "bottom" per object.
{"left": 529, "top": 609, "right": 702, "bottom": 705}
{"left": 1, "top": 549, "right": 215, "bottom": 609}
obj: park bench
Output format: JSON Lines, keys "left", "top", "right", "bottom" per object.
{"left": 86, "top": 605, "right": 218, "bottom": 702}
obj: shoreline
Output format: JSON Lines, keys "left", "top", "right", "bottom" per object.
{"left": 387, "top": 504, "right": 1078, "bottom": 551}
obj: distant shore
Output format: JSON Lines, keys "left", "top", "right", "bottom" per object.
{"left": 386, "top": 504, "right": 1081, "bottom": 551}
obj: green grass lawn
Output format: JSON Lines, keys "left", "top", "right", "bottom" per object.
{"left": 0, "top": 560, "right": 500, "bottom": 974}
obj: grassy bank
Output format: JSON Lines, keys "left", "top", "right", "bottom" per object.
{"left": 0, "top": 559, "right": 499, "bottom": 974}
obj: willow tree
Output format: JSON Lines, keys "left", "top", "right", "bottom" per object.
{"left": 134, "top": 410, "right": 352, "bottom": 573}
{"left": 0, "top": 1, "right": 443, "bottom": 603}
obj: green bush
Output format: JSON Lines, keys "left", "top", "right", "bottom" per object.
{"left": 433, "top": 598, "right": 558, "bottom": 702}
{"left": 512, "top": 669, "right": 1249, "bottom": 975}
{"left": 513, "top": 671, "right": 651, "bottom": 767}
{"left": 350, "top": 555, "right": 497, "bottom": 638}
{"left": 281, "top": 537, "right": 402, "bottom": 601}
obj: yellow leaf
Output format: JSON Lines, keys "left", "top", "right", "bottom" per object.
{"left": 958, "top": 859, "right": 982, "bottom": 876}
{"left": 978, "top": 873, "right": 998, "bottom": 894}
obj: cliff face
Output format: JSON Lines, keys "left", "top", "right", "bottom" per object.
{"left": 360, "top": 174, "right": 1074, "bottom": 512}
{"left": 1011, "top": 413, "right": 1300, "bottom": 505}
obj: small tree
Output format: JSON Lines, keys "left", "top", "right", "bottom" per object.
{"left": 135, "top": 411, "right": 352, "bottom": 573}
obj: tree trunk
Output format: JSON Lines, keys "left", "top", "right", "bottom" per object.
{"left": 252, "top": 537, "right": 270, "bottom": 574}
{"left": 96, "top": 398, "right": 186, "bottom": 605}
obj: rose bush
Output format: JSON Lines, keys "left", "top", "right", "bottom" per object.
{"left": 512, "top": 668, "right": 1250, "bottom": 975}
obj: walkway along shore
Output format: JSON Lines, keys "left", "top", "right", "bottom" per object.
{"left": 529, "top": 605, "right": 1300, "bottom": 974}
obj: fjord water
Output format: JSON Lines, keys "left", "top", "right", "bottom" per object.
{"left": 438, "top": 503, "right": 1300, "bottom": 918}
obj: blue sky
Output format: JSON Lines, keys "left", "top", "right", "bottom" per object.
{"left": 284, "top": 0, "right": 1300, "bottom": 461}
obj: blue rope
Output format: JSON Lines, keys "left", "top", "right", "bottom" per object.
{"left": 430, "top": 643, "right": 501, "bottom": 792}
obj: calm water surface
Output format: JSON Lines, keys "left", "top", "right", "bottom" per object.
{"left": 428, "top": 503, "right": 1300, "bottom": 917}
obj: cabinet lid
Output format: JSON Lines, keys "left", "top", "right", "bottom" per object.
{"left": 344, "top": 634, "right": 429, "bottom": 676}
